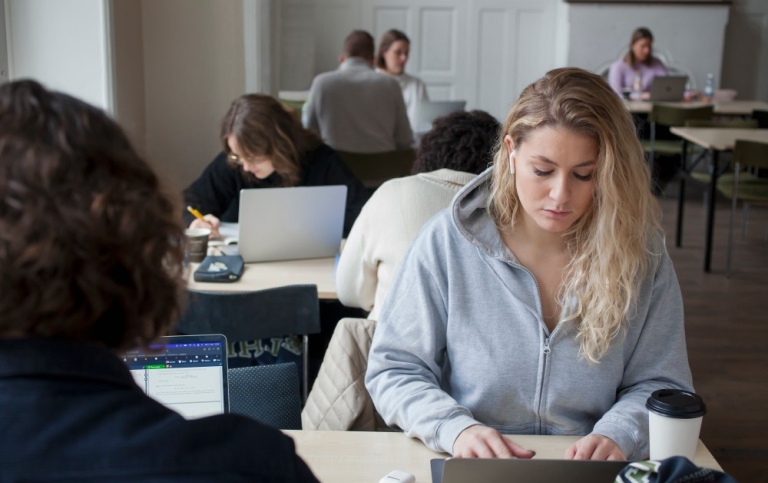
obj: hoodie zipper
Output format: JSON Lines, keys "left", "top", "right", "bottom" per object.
{"left": 501, "top": 257, "right": 556, "bottom": 435}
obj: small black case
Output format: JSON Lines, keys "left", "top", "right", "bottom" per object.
{"left": 194, "top": 255, "right": 245, "bottom": 283}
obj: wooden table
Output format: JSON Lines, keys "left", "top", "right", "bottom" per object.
{"left": 670, "top": 127, "right": 768, "bottom": 272}
{"left": 285, "top": 430, "right": 722, "bottom": 483}
{"left": 626, "top": 100, "right": 768, "bottom": 115}
{"left": 186, "top": 256, "right": 337, "bottom": 299}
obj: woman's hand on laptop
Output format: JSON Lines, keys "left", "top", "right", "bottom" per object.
{"left": 453, "top": 425, "right": 536, "bottom": 459}
{"left": 190, "top": 214, "right": 221, "bottom": 237}
{"left": 565, "top": 434, "right": 625, "bottom": 461}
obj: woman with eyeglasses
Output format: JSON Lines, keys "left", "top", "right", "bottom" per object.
{"left": 183, "top": 94, "right": 368, "bottom": 236}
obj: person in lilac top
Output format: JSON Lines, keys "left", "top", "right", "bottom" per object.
{"left": 608, "top": 27, "right": 667, "bottom": 98}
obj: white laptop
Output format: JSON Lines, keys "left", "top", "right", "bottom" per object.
{"left": 123, "top": 334, "right": 229, "bottom": 419}
{"left": 414, "top": 100, "right": 467, "bottom": 133}
{"left": 648, "top": 76, "right": 687, "bottom": 102}
{"left": 236, "top": 185, "right": 347, "bottom": 262}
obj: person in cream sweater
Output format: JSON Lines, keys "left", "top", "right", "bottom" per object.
{"left": 336, "top": 110, "right": 500, "bottom": 319}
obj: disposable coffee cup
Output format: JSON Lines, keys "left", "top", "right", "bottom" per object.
{"left": 184, "top": 228, "right": 210, "bottom": 263}
{"left": 646, "top": 389, "right": 707, "bottom": 460}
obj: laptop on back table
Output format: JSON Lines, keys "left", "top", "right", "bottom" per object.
{"left": 237, "top": 185, "right": 347, "bottom": 262}
{"left": 648, "top": 75, "right": 687, "bottom": 102}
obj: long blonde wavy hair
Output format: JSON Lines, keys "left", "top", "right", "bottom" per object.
{"left": 488, "top": 67, "right": 661, "bottom": 363}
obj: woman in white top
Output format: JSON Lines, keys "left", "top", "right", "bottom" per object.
{"left": 376, "top": 29, "right": 428, "bottom": 132}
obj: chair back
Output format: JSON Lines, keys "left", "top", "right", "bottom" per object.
{"left": 734, "top": 140, "right": 768, "bottom": 171}
{"left": 751, "top": 109, "right": 768, "bottom": 129}
{"left": 336, "top": 149, "right": 416, "bottom": 187}
{"left": 685, "top": 119, "right": 759, "bottom": 129}
{"left": 175, "top": 285, "right": 321, "bottom": 402}
{"left": 229, "top": 363, "right": 302, "bottom": 429}
{"left": 177, "top": 286, "right": 320, "bottom": 341}
{"left": 649, "top": 104, "right": 713, "bottom": 126}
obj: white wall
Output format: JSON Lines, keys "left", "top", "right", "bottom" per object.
{"left": 565, "top": 3, "right": 729, "bottom": 92}
{"left": 5, "top": 0, "right": 113, "bottom": 111}
{"left": 722, "top": 0, "right": 768, "bottom": 101}
{"left": 279, "top": 0, "right": 560, "bottom": 120}
{"left": 111, "top": 0, "right": 146, "bottom": 153}
{"left": 141, "top": 0, "right": 246, "bottom": 193}
{"left": 0, "top": 0, "right": 9, "bottom": 85}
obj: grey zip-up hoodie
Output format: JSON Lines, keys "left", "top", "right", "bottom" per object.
{"left": 365, "top": 168, "right": 693, "bottom": 460}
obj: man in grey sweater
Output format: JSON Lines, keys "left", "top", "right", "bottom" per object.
{"left": 303, "top": 30, "right": 413, "bottom": 153}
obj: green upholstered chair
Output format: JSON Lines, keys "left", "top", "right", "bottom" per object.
{"left": 336, "top": 149, "right": 416, "bottom": 188}
{"left": 642, "top": 104, "right": 714, "bottom": 186}
{"left": 715, "top": 140, "right": 768, "bottom": 277}
{"left": 674, "top": 119, "right": 759, "bottom": 248}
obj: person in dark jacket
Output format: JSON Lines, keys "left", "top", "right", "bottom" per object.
{"left": 0, "top": 80, "right": 320, "bottom": 483}
{"left": 184, "top": 93, "right": 368, "bottom": 236}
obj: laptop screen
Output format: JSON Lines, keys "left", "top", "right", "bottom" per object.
{"left": 123, "top": 334, "right": 229, "bottom": 419}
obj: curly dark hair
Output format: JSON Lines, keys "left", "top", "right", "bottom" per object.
{"left": 0, "top": 80, "right": 185, "bottom": 351}
{"left": 220, "top": 94, "right": 322, "bottom": 187}
{"left": 412, "top": 109, "right": 500, "bottom": 175}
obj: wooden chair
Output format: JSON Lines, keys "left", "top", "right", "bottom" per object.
{"left": 336, "top": 149, "right": 416, "bottom": 188}
{"left": 175, "top": 285, "right": 321, "bottom": 403}
{"left": 675, "top": 119, "right": 759, "bottom": 247}
{"left": 715, "top": 140, "right": 768, "bottom": 277}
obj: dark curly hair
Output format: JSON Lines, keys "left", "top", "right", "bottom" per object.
{"left": 412, "top": 110, "right": 500, "bottom": 175}
{"left": 0, "top": 80, "right": 185, "bottom": 351}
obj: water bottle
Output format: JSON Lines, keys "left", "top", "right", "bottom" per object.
{"left": 703, "top": 73, "right": 715, "bottom": 103}
{"left": 632, "top": 71, "right": 642, "bottom": 100}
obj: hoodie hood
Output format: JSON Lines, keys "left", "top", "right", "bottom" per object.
{"left": 450, "top": 166, "right": 510, "bottom": 260}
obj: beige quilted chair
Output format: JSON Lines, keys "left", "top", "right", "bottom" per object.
{"left": 302, "top": 318, "right": 389, "bottom": 431}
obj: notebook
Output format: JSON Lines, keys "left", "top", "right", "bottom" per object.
{"left": 431, "top": 458, "right": 628, "bottom": 483}
{"left": 236, "top": 185, "right": 347, "bottom": 262}
{"left": 414, "top": 100, "right": 467, "bottom": 133}
{"left": 123, "top": 334, "right": 229, "bottom": 419}
{"left": 648, "top": 76, "right": 687, "bottom": 102}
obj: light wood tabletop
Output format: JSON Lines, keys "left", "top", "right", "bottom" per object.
{"left": 625, "top": 100, "right": 768, "bottom": 116}
{"left": 669, "top": 127, "right": 768, "bottom": 150}
{"left": 668, "top": 128, "right": 768, "bottom": 272}
{"left": 285, "top": 430, "right": 722, "bottom": 483}
{"left": 186, "top": 256, "right": 337, "bottom": 299}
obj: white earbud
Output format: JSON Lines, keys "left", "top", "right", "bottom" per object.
{"left": 509, "top": 150, "right": 516, "bottom": 175}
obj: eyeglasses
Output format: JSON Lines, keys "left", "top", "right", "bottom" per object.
{"left": 228, "top": 153, "right": 246, "bottom": 166}
{"left": 228, "top": 153, "right": 269, "bottom": 167}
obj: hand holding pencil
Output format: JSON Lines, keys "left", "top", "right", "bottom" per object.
{"left": 187, "top": 206, "right": 221, "bottom": 237}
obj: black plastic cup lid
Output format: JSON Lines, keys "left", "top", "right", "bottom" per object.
{"left": 646, "top": 389, "right": 707, "bottom": 419}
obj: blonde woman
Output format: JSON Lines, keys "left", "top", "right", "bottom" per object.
{"left": 366, "top": 68, "right": 692, "bottom": 461}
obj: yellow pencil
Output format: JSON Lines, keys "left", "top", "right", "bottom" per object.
{"left": 186, "top": 206, "right": 207, "bottom": 222}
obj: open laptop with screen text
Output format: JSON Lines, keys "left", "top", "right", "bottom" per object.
{"left": 123, "top": 334, "right": 229, "bottom": 419}
{"left": 236, "top": 185, "right": 347, "bottom": 262}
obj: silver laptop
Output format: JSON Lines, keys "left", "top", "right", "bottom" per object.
{"left": 648, "top": 76, "right": 687, "bottom": 102}
{"left": 431, "top": 458, "right": 628, "bottom": 483}
{"left": 237, "top": 185, "right": 347, "bottom": 262}
{"left": 415, "top": 100, "right": 467, "bottom": 133}
{"left": 123, "top": 334, "right": 229, "bottom": 419}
